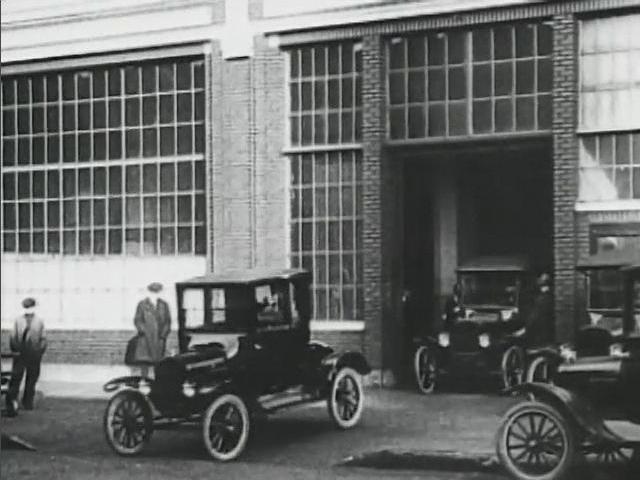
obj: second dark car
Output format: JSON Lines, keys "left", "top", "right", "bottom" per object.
{"left": 414, "top": 256, "right": 534, "bottom": 394}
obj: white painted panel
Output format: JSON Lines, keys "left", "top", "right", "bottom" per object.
{"left": 263, "top": 0, "right": 386, "bottom": 17}
{"left": 1, "top": 256, "right": 206, "bottom": 330}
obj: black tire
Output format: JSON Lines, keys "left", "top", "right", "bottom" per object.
{"left": 585, "top": 444, "right": 635, "bottom": 466}
{"left": 328, "top": 367, "right": 364, "bottom": 429}
{"left": 103, "top": 390, "right": 153, "bottom": 456}
{"left": 202, "top": 393, "right": 250, "bottom": 461}
{"left": 526, "top": 356, "right": 555, "bottom": 384}
{"left": 414, "top": 345, "right": 437, "bottom": 394}
{"left": 496, "top": 401, "right": 575, "bottom": 480}
{"left": 502, "top": 346, "right": 525, "bottom": 389}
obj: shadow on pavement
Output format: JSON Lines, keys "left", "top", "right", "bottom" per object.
{"left": 338, "top": 449, "right": 639, "bottom": 480}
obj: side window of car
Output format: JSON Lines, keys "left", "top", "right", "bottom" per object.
{"left": 211, "top": 288, "right": 226, "bottom": 323}
{"left": 255, "top": 283, "right": 287, "bottom": 327}
{"left": 183, "top": 288, "right": 205, "bottom": 328}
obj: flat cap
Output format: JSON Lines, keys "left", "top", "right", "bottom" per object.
{"left": 147, "top": 282, "right": 163, "bottom": 293}
{"left": 22, "top": 297, "right": 36, "bottom": 309}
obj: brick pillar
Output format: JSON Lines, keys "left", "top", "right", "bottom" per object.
{"left": 362, "top": 34, "right": 391, "bottom": 378}
{"left": 211, "top": 55, "right": 254, "bottom": 271}
{"left": 552, "top": 14, "right": 579, "bottom": 342}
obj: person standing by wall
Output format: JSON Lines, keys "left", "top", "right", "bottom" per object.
{"left": 523, "top": 273, "right": 554, "bottom": 347}
{"left": 5, "top": 297, "right": 47, "bottom": 416}
{"left": 128, "top": 282, "right": 171, "bottom": 378}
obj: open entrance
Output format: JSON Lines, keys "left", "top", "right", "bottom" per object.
{"left": 399, "top": 142, "right": 553, "bottom": 380}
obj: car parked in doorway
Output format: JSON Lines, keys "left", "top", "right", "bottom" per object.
{"left": 102, "top": 268, "right": 370, "bottom": 461}
{"left": 414, "top": 256, "right": 536, "bottom": 394}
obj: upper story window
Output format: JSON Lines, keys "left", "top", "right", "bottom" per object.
{"left": 578, "top": 14, "right": 640, "bottom": 203}
{"left": 287, "top": 42, "right": 362, "bottom": 147}
{"left": 387, "top": 22, "right": 552, "bottom": 140}
{"left": 579, "top": 14, "right": 640, "bottom": 132}
{"left": 1, "top": 56, "right": 207, "bottom": 255}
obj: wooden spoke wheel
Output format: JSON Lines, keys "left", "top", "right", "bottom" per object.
{"left": 104, "top": 390, "right": 153, "bottom": 456}
{"left": 328, "top": 367, "right": 364, "bottom": 429}
{"left": 497, "top": 401, "right": 575, "bottom": 480}
{"left": 585, "top": 444, "right": 634, "bottom": 465}
{"left": 202, "top": 393, "right": 250, "bottom": 461}
{"left": 502, "top": 346, "right": 526, "bottom": 389}
{"left": 526, "top": 356, "right": 555, "bottom": 384}
{"left": 414, "top": 345, "right": 437, "bottom": 394}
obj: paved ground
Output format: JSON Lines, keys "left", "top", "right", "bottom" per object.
{"left": 2, "top": 388, "right": 513, "bottom": 480}
{"left": 2, "top": 386, "right": 637, "bottom": 479}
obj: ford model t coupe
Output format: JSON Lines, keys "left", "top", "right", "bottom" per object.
{"left": 496, "top": 261, "right": 640, "bottom": 479}
{"left": 414, "top": 256, "right": 534, "bottom": 394}
{"left": 103, "top": 268, "right": 370, "bottom": 461}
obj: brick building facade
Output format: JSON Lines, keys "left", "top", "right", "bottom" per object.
{"left": 1, "top": 0, "right": 639, "bottom": 383}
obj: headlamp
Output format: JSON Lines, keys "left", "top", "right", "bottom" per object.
{"left": 559, "top": 344, "right": 576, "bottom": 363}
{"left": 182, "top": 381, "right": 196, "bottom": 398}
{"left": 438, "top": 332, "right": 450, "bottom": 347}
{"left": 138, "top": 379, "right": 151, "bottom": 396}
{"left": 478, "top": 333, "right": 491, "bottom": 348}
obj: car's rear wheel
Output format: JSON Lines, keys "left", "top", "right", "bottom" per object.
{"left": 526, "top": 356, "right": 555, "bottom": 384}
{"left": 497, "top": 401, "right": 575, "bottom": 480}
{"left": 414, "top": 345, "right": 437, "bottom": 394}
{"left": 328, "top": 367, "right": 364, "bottom": 429}
{"left": 202, "top": 393, "right": 250, "bottom": 461}
{"left": 103, "top": 390, "right": 153, "bottom": 456}
{"left": 585, "top": 443, "right": 635, "bottom": 465}
{"left": 502, "top": 346, "right": 525, "bottom": 389}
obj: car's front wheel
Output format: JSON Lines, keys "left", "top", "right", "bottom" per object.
{"left": 103, "top": 390, "right": 153, "bottom": 456}
{"left": 328, "top": 367, "right": 364, "bottom": 429}
{"left": 202, "top": 393, "right": 250, "bottom": 461}
{"left": 414, "top": 345, "right": 437, "bottom": 394}
{"left": 497, "top": 401, "right": 575, "bottom": 480}
{"left": 502, "top": 346, "right": 525, "bottom": 389}
{"left": 526, "top": 356, "right": 555, "bottom": 384}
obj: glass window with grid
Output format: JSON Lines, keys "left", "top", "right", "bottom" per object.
{"left": 288, "top": 42, "right": 362, "bottom": 146}
{"left": 578, "top": 132, "right": 640, "bottom": 201}
{"left": 290, "top": 151, "right": 363, "bottom": 321}
{"left": 387, "top": 22, "right": 552, "bottom": 140}
{"left": 1, "top": 57, "right": 207, "bottom": 255}
{"left": 579, "top": 14, "right": 640, "bottom": 132}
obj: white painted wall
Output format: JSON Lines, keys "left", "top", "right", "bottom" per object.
{"left": 1, "top": 256, "right": 206, "bottom": 330}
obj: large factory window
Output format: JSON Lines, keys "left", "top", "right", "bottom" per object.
{"left": 1, "top": 56, "right": 207, "bottom": 255}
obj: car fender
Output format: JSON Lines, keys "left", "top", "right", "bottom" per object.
{"left": 103, "top": 375, "right": 151, "bottom": 393}
{"left": 321, "top": 351, "right": 371, "bottom": 380}
{"left": 507, "top": 382, "right": 611, "bottom": 441}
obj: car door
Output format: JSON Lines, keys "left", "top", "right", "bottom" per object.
{"left": 253, "top": 281, "right": 299, "bottom": 390}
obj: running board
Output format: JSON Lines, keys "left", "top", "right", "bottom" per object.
{"left": 258, "top": 387, "right": 322, "bottom": 413}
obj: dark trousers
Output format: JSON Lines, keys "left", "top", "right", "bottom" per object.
{"left": 7, "top": 354, "right": 41, "bottom": 407}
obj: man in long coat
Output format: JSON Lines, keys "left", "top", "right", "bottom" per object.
{"left": 524, "top": 273, "right": 554, "bottom": 347}
{"left": 6, "top": 297, "right": 47, "bottom": 415}
{"left": 131, "top": 282, "right": 171, "bottom": 377}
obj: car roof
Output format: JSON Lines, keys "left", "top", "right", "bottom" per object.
{"left": 177, "top": 268, "right": 311, "bottom": 286}
{"left": 456, "top": 255, "right": 530, "bottom": 273}
{"left": 577, "top": 249, "right": 640, "bottom": 270}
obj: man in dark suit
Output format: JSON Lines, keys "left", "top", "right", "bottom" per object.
{"left": 130, "top": 282, "right": 171, "bottom": 378}
{"left": 524, "top": 273, "right": 554, "bottom": 347}
{"left": 6, "top": 297, "right": 47, "bottom": 415}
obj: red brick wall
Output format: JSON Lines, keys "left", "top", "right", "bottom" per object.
{"left": 551, "top": 13, "right": 579, "bottom": 343}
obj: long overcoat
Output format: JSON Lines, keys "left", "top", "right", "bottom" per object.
{"left": 131, "top": 298, "right": 171, "bottom": 364}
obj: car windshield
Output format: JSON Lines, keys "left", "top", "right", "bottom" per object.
{"left": 182, "top": 286, "right": 252, "bottom": 333}
{"left": 460, "top": 272, "right": 518, "bottom": 308}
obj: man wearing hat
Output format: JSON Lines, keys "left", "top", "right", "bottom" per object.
{"left": 129, "top": 282, "right": 171, "bottom": 377}
{"left": 522, "top": 273, "right": 555, "bottom": 347}
{"left": 6, "top": 297, "right": 47, "bottom": 415}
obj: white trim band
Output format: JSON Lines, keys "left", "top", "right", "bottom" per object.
{"left": 310, "top": 320, "right": 365, "bottom": 332}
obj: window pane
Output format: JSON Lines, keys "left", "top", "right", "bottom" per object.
{"left": 126, "top": 197, "right": 140, "bottom": 225}
{"left": 473, "top": 64, "right": 491, "bottom": 98}
{"left": 143, "top": 228, "right": 157, "bottom": 255}
{"left": 495, "top": 98, "right": 513, "bottom": 132}
{"left": 144, "top": 197, "right": 157, "bottom": 224}
{"left": 160, "top": 163, "right": 175, "bottom": 192}
{"left": 109, "top": 198, "right": 122, "bottom": 225}
{"left": 94, "top": 167, "right": 106, "bottom": 195}
{"left": 126, "top": 165, "right": 140, "bottom": 194}
{"left": 108, "top": 229, "right": 122, "bottom": 254}
{"left": 494, "top": 26, "right": 513, "bottom": 60}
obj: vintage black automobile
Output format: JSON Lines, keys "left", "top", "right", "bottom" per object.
{"left": 526, "top": 249, "right": 640, "bottom": 384}
{"left": 414, "top": 256, "right": 534, "bottom": 394}
{"left": 496, "top": 262, "right": 640, "bottom": 480}
{"left": 102, "top": 268, "right": 370, "bottom": 461}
